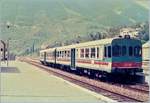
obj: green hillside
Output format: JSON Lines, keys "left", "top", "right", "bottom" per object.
{"left": 0, "top": 0, "right": 149, "bottom": 55}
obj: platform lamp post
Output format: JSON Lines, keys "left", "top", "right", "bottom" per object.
{"left": 6, "top": 23, "right": 11, "bottom": 67}
{"left": 0, "top": 40, "right": 6, "bottom": 67}
{"left": 6, "top": 38, "right": 11, "bottom": 67}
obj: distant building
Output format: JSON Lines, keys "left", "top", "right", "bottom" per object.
{"left": 142, "top": 41, "right": 149, "bottom": 76}
{"left": 120, "top": 28, "right": 140, "bottom": 38}
{"left": 142, "top": 41, "right": 150, "bottom": 61}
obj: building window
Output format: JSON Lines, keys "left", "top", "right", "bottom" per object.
{"left": 85, "top": 48, "right": 89, "bottom": 58}
{"left": 91, "top": 48, "right": 95, "bottom": 58}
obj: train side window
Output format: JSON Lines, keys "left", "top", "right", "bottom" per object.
{"left": 85, "top": 48, "right": 89, "bottom": 58}
{"left": 69, "top": 51, "right": 71, "bottom": 57}
{"left": 91, "top": 48, "right": 95, "bottom": 58}
{"left": 108, "top": 46, "right": 111, "bottom": 58}
{"left": 80, "top": 49, "right": 84, "bottom": 58}
{"left": 59, "top": 51, "right": 61, "bottom": 58}
{"left": 59, "top": 51, "right": 61, "bottom": 57}
{"left": 62, "top": 51, "right": 65, "bottom": 57}
{"left": 97, "top": 47, "right": 99, "bottom": 58}
{"left": 112, "top": 45, "right": 120, "bottom": 56}
{"left": 139, "top": 46, "right": 142, "bottom": 56}
{"left": 65, "top": 51, "right": 67, "bottom": 57}
{"left": 61, "top": 51, "right": 62, "bottom": 57}
{"left": 56, "top": 52, "right": 58, "bottom": 57}
{"left": 129, "top": 46, "right": 133, "bottom": 56}
{"left": 76, "top": 49, "right": 78, "bottom": 58}
{"left": 61, "top": 51, "right": 63, "bottom": 58}
{"left": 134, "top": 46, "right": 141, "bottom": 57}
{"left": 67, "top": 51, "right": 70, "bottom": 57}
{"left": 52, "top": 52, "right": 54, "bottom": 57}
{"left": 57, "top": 51, "right": 59, "bottom": 57}
{"left": 104, "top": 46, "right": 107, "bottom": 57}
{"left": 122, "top": 46, "right": 126, "bottom": 56}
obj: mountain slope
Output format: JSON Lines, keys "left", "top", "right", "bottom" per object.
{"left": 0, "top": 0, "right": 149, "bottom": 55}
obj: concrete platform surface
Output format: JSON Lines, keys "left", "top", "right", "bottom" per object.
{"left": 0, "top": 61, "right": 111, "bottom": 103}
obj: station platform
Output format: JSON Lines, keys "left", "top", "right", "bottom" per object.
{"left": 0, "top": 61, "right": 114, "bottom": 103}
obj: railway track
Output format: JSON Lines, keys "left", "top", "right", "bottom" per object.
{"left": 110, "top": 83, "right": 149, "bottom": 94}
{"left": 23, "top": 58, "right": 149, "bottom": 102}
{"left": 124, "top": 84, "right": 149, "bottom": 94}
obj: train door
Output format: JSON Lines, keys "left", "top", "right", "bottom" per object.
{"left": 71, "top": 48, "right": 76, "bottom": 70}
{"left": 104, "top": 44, "right": 112, "bottom": 61}
{"left": 44, "top": 52, "right": 46, "bottom": 63}
{"left": 103, "top": 44, "right": 112, "bottom": 72}
{"left": 54, "top": 49, "right": 57, "bottom": 64}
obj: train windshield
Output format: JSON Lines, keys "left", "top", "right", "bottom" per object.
{"left": 112, "top": 45, "right": 121, "bottom": 56}
{"left": 112, "top": 45, "right": 141, "bottom": 57}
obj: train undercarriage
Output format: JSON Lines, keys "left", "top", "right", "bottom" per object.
{"left": 40, "top": 61, "right": 145, "bottom": 84}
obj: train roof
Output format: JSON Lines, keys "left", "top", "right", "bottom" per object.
{"left": 39, "top": 49, "right": 47, "bottom": 53}
{"left": 40, "top": 48, "right": 56, "bottom": 52}
{"left": 76, "top": 38, "right": 113, "bottom": 48}
{"left": 40, "top": 37, "right": 141, "bottom": 52}
{"left": 56, "top": 38, "right": 113, "bottom": 50}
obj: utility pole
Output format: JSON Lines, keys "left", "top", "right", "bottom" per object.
{"left": 6, "top": 22, "right": 11, "bottom": 67}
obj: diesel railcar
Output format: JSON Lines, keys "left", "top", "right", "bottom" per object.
{"left": 40, "top": 36, "right": 142, "bottom": 78}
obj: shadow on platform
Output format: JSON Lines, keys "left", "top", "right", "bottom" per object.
{"left": 0, "top": 67, "right": 20, "bottom": 73}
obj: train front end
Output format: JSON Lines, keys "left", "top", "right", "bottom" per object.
{"left": 111, "top": 36, "right": 142, "bottom": 75}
